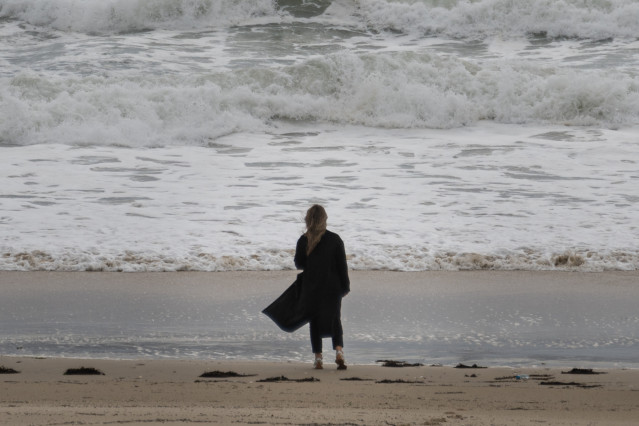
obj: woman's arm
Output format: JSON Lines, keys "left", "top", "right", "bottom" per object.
{"left": 294, "top": 235, "right": 307, "bottom": 270}
{"left": 336, "top": 237, "right": 350, "bottom": 296}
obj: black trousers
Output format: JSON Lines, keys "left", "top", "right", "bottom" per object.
{"left": 310, "top": 318, "right": 344, "bottom": 354}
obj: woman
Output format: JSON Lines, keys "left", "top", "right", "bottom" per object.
{"left": 294, "top": 205, "right": 350, "bottom": 370}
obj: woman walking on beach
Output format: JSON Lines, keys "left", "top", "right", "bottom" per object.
{"left": 295, "top": 205, "right": 350, "bottom": 370}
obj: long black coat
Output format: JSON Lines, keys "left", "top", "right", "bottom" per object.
{"left": 262, "top": 230, "right": 350, "bottom": 336}
{"left": 262, "top": 272, "right": 308, "bottom": 332}
{"left": 294, "top": 230, "right": 350, "bottom": 337}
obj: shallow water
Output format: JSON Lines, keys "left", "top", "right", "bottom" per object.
{"left": 2, "top": 124, "right": 638, "bottom": 272}
{"left": 1, "top": 271, "right": 637, "bottom": 368}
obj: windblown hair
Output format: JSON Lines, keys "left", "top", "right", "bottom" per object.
{"left": 304, "top": 204, "right": 327, "bottom": 255}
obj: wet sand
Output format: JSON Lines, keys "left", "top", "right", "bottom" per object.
{"left": 1, "top": 270, "right": 638, "bottom": 424}
{"left": 1, "top": 270, "right": 638, "bottom": 366}
{"left": 1, "top": 356, "right": 638, "bottom": 425}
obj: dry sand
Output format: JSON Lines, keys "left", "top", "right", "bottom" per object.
{"left": 1, "top": 356, "right": 638, "bottom": 425}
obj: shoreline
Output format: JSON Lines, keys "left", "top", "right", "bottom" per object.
{"left": 1, "top": 270, "right": 638, "bottom": 368}
{"left": 2, "top": 356, "right": 638, "bottom": 425}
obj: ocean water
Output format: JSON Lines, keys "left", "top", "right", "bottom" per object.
{"left": 1, "top": 0, "right": 639, "bottom": 272}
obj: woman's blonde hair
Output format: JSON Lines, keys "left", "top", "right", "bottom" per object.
{"left": 304, "top": 204, "right": 327, "bottom": 255}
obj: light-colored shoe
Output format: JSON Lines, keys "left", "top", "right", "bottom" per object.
{"left": 335, "top": 350, "right": 347, "bottom": 370}
{"left": 314, "top": 356, "right": 323, "bottom": 370}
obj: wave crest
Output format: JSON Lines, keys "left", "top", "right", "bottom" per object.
{"left": 3, "top": 51, "right": 639, "bottom": 146}
{"left": 3, "top": 0, "right": 639, "bottom": 39}
{"left": 0, "top": 0, "right": 278, "bottom": 33}
{"left": 356, "top": 0, "right": 639, "bottom": 40}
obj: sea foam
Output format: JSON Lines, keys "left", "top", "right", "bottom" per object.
{"left": 3, "top": 51, "right": 639, "bottom": 147}
{"left": 1, "top": 0, "right": 638, "bottom": 273}
{"left": 1, "top": 124, "right": 638, "bottom": 273}
{"left": 354, "top": 0, "right": 639, "bottom": 40}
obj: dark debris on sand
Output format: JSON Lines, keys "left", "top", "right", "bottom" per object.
{"left": 376, "top": 360, "right": 424, "bottom": 368}
{"left": 540, "top": 381, "right": 602, "bottom": 388}
{"left": 0, "top": 366, "right": 20, "bottom": 374}
{"left": 340, "top": 377, "right": 374, "bottom": 381}
{"left": 492, "top": 374, "right": 555, "bottom": 382}
{"left": 455, "top": 363, "right": 487, "bottom": 369}
{"left": 199, "top": 370, "right": 257, "bottom": 378}
{"left": 257, "top": 376, "right": 320, "bottom": 383}
{"left": 562, "top": 368, "right": 606, "bottom": 375}
{"left": 376, "top": 379, "right": 423, "bottom": 384}
{"left": 64, "top": 367, "right": 105, "bottom": 376}
{"left": 530, "top": 374, "right": 555, "bottom": 380}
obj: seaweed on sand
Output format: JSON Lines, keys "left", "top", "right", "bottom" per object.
{"left": 376, "top": 360, "right": 424, "bottom": 368}
{"left": 64, "top": 367, "right": 105, "bottom": 375}
{"left": 340, "top": 377, "right": 374, "bottom": 381}
{"left": 0, "top": 366, "right": 20, "bottom": 374}
{"left": 540, "top": 381, "right": 602, "bottom": 388}
{"left": 493, "top": 374, "right": 555, "bottom": 382}
{"left": 376, "top": 379, "right": 423, "bottom": 384}
{"left": 199, "top": 370, "right": 256, "bottom": 378}
{"left": 561, "top": 368, "right": 605, "bottom": 375}
{"left": 257, "top": 376, "right": 319, "bottom": 383}
{"left": 454, "top": 363, "right": 487, "bottom": 369}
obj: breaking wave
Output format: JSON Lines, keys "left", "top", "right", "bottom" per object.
{"left": 355, "top": 0, "right": 639, "bottom": 40}
{"left": 0, "top": 0, "right": 278, "bottom": 33}
{"left": 3, "top": 50, "right": 639, "bottom": 147}
{"left": 1, "top": 0, "right": 638, "bottom": 40}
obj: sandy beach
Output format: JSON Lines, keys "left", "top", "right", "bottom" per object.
{"left": 1, "top": 356, "right": 638, "bottom": 425}
{"left": 1, "top": 270, "right": 638, "bottom": 424}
